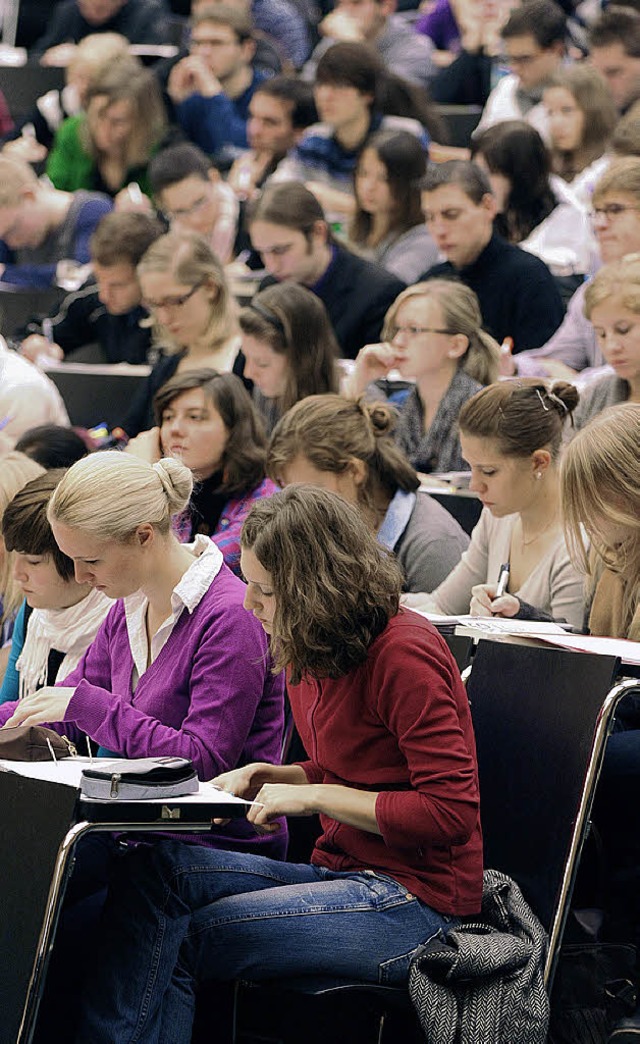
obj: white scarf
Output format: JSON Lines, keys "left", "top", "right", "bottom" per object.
{"left": 16, "top": 588, "right": 112, "bottom": 700}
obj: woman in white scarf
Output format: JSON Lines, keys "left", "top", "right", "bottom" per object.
{"left": 0, "top": 470, "right": 111, "bottom": 704}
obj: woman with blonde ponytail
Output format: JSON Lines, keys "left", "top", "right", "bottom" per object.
{"left": 266, "top": 393, "right": 469, "bottom": 593}
{"left": 346, "top": 280, "right": 500, "bottom": 474}
{"left": 0, "top": 451, "right": 286, "bottom": 857}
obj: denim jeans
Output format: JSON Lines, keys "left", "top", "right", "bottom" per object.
{"left": 77, "top": 839, "right": 453, "bottom": 1044}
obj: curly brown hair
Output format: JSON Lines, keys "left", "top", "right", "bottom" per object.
{"left": 241, "top": 486, "right": 403, "bottom": 684}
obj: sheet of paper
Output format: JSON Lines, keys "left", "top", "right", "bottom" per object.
{"left": 454, "top": 619, "right": 569, "bottom": 636}
{"left": 0, "top": 758, "right": 253, "bottom": 805}
{"left": 527, "top": 632, "right": 640, "bottom": 666}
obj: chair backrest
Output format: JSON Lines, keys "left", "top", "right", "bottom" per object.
{"left": 0, "top": 285, "right": 65, "bottom": 340}
{"left": 44, "top": 362, "right": 150, "bottom": 428}
{"left": 435, "top": 105, "right": 483, "bottom": 148}
{"left": 466, "top": 638, "right": 633, "bottom": 984}
{"left": 0, "top": 64, "right": 65, "bottom": 122}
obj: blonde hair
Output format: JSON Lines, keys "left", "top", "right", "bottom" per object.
{"left": 68, "top": 31, "right": 130, "bottom": 84}
{"left": 382, "top": 280, "right": 500, "bottom": 385}
{"left": 83, "top": 55, "right": 167, "bottom": 169}
{"left": 0, "top": 452, "right": 45, "bottom": 624}
{"left": 47, "top": 452, "right": 193, "bottom": 541}
{"left": 584, "top": 253, "right": 640, "bottom": 320}
{"left": 592, "top": 155, "right": 640, "bottom": 205}
{"left": 137, "top": 231, "right": 237, "bottom": 353}
{"left": 561, "top": 403, "right": 640, "bottom": 633}
{"left": 0, "top": 155, "right": 39, "bottom": 209}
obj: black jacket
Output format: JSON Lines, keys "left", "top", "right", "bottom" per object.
{"left": 262, "top": 245, "right": 405, "bottom": 360}
{"left": 420, "top": 232, "right": 565, "bottom": 352}
{"left": 27, "top": 283, "right": 152, "bottom": 365}
{"left": 32, "top": 0, "right": 174, "bottom": 54}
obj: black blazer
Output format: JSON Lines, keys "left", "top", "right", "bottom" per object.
{"left": 262, "top": 246, "right": 406, "bottom": 360}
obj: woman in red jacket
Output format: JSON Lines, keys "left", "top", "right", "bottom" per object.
{"left": 76, "top": 484, "right": 483, "bottom": 1044}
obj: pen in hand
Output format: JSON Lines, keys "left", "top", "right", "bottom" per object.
{"left": 494, "top": 563, "right": 510, "bottom": 602}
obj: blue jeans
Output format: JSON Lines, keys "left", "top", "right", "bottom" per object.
{"left": 77, "top": 839, "right": 453, "bottom": 1044}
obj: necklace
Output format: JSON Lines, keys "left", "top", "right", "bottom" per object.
{"left": 520, "top": 513, "right": 560, "bottom": 548}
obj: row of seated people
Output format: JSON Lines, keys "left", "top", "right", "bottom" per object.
{"left": 2, "top": 148, "right": 638, "bottom": 464}
{"left": 0, "top": 394, "right": 637, "bottom": 1040}
{"left": 0, "top": 1, "right": 639, "bottom": 1033}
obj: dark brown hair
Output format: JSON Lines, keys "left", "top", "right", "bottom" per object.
{"left": 153, "top": 369, "right": 267, "bottom": 497}
{"left": 238, "top": 284, "right": 339, "bottom": 414}
{"left": 458, "top": 379, "right": 579, "bottom": 459}
{"left": 350, "top": 129, "right": 427, "bottom": 247}
{"left": 248, "top": 181, "right": 332, "bottom": 245}
{"left": 3, "top": 470, "right": 75, "bottom": 581}
{"left": 241, "top": 485, "right": 403, "bottom": 683}
{"left": 267, "top": 394, "right": 419, "bottom": 512}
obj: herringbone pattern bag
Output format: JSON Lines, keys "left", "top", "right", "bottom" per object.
{"left": 408, "top": 869, "right": 550, "bottom": 1043}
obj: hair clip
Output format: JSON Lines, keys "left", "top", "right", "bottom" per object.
{"left": 248, "top": 301, "right": 286, "bottom": 336}
{"left": 536, "top": 388, "right": 550, "bottom": 411}
{"left": 548, "top": 392, "right": 568, "bottom": 414}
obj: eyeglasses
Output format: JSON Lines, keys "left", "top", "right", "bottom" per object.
{"left": 163, "top": 194, "right": 210, "bottom": 221}
{"left": 390, "top": 324, "right": 454, "bottom": 338}
{"left": 143, "top": 280, "right": 204, "bottom": 313}
{"left": 589, "top": 203, "right": 640, "bottom": 222}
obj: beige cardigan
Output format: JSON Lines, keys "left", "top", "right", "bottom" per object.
{"left": 430, "top": 509, "right": 586, "bottom": 630}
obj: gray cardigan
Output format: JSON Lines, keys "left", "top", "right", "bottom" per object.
{"left": 572, "top": 373, "right": 629, "bottom": 434}
{"left": 394, "top": 490, "right": 470, "bottom": 594}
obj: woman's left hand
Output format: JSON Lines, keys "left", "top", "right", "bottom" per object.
{"left": 4, "top": 687, "right": 76, "bottom": 728}
{"left": 124, "top": 427, "right": 162, "bottom": 464}
{"left": 247, "top": 783, "right": 318, "bottom": 833}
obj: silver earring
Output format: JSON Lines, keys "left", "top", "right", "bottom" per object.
{"left": 535, "top": 472, "right": 542, "bottom": 480}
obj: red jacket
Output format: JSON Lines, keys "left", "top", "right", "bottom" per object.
{"left": 289, "top": 609, "right": 483, "bottom": 915}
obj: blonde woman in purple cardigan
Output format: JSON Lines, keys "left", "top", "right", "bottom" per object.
{"left": 0, "top": 450, "right": 286, "bottom": 857}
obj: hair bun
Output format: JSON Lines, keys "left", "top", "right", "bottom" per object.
{"left": 153, "top": 458, "right": 193, "bottom": 515}
{"left": 364, "top": 400, "right": 398, "bottom": 437}
{"left": 550, "top": 381, "right": 580, "bottom": 416}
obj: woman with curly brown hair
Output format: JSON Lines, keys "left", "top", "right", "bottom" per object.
{"left": 76, "top": 484, "right": 483, "bottom": 1044}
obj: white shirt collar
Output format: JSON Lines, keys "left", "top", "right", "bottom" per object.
{"left": 124, "top": 535, "right": 224, "bottom": 683}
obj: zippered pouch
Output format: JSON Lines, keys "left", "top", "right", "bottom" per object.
{"left": 80, "top": 756, "right": 198, "bottom": 801}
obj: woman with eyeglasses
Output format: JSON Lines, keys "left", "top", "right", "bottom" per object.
{"left": 347, "top": 280, "right": 500, "bottom": 474}
{"left": 123, "top": 230, "right": 240, "bottom": 437}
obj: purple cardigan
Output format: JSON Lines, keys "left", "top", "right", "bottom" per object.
{"left": 0, "top": 563, "right": 286, "bottom": 853}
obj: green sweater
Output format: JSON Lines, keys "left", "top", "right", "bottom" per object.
{"left": 46, "top": 114, "right": 155, "bottom": 198}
